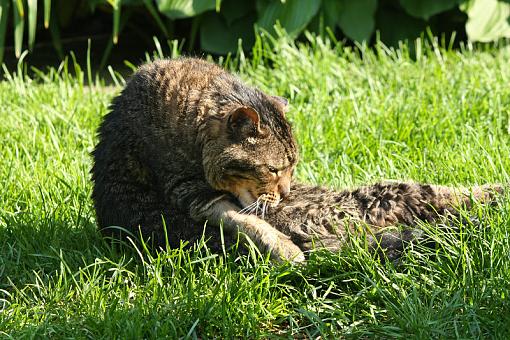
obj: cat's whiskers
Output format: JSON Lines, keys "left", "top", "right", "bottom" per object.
{"left": 238, "top": 200, "right": 258, "bottom": 215}
{"left": 254, "top": 193, "right": 276, "bottom": 220}
{"left": 237, "top": 194, "right": 275, "bottom": 219}
{"left": 246, "top": 204, "right": 259, "bottom": 215}
{"left": 238, "top": 196, "right": 266, "bottom": 217}
{"left": 254, "top": 196, "right": 263, "bottom": 217}
{"left": 261, "top": 200, "right": 268, "bottom": 219}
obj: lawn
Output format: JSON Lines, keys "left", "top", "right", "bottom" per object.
{"left": 1, "top": 35, "right": 510, "bottom": 338}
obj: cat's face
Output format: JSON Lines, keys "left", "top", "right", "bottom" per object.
{"left": 203, "top": 97, "right": 298, "bottom": 208}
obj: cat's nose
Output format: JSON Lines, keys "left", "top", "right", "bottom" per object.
{"left": 278, "top": 182, "right": 291, "bottom": 199}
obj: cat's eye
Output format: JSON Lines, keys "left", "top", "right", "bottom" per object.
{"left": 267, "top": 166, "right": 278, "bottom": 174}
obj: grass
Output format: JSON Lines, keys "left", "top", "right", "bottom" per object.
{"left": 1, "top": 34, "right": 510, "bottom": 338}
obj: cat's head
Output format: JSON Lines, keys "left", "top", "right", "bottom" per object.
{"left": 202, "top": 92, "right": 298, "bottom": 208}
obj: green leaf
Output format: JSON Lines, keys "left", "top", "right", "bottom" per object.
{"left": 462, "top": 0, "right": 510, "bottom": 42}
{"left": 376, "top": 7, "right": 427, "bottom": 47}
{"left": 12, "top": 0, "right": 24, "bottom": 58}
{"left": 256, "top": 0, "right": 321, "bottom": 37}
{"left": 399, "top": 0, "right": 459, "bottom": 20}
{"left": 27, "top": 0, "right": 37, "bottom": 51}
{"left": 0, "top": 0, "right": 10, "bottom": 64}
{"left": 324, "top": 0, "right": 376, "bottom": 42}
{"left": 220, "top": 0, "right": 254, "bottom": 26}
{"left": 44, "top": 0, "right": 50, "bottom": 28}
{"left": 112, "top": 0, "right": 121, "bottom": 44}
{"left": 200, "top": 11, "right": 255, "bottom": 54}
{"left": 14, "top": 0, "right": 21, "bottom": 15}
{"left": 157, "top": 0, "right": 218, "bottom": 19}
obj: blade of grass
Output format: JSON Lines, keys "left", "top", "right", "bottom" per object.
{"left": 86, "top": 39, "right": 92, "bottom": 86}
{"left": 12, "top": 0, "right": 24, "bottom": 58}
{"left": 112, "top": 0, "right": 120, "bottom": 44}
{"left": 43, "top": 0, "right": 50, "bottom": 28}
{"left": 143, "top": 0, "right": 168, "bottom": 37}
{"left": 27, "top": 0, "right": 36, "bottom": 51}
{"left": 99, "top": 7, "right": 130, "bottom": 71}
{"left": 152, "top": 36, "right": 164, "bottom": 59}
{"left": 0, "top": 0, "right": 10, "bottom": 65}
{"left": 48, "top": 9, "right": 63, "bottom": 59}
{"left": 188, "top": 15, "right": 201, "bottom": 52}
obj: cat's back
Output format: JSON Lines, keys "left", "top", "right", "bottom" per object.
{"left": 106, "top": 58, "right": 231, "bottom": 131}
{"left": 97, "top": 58, "right": 231, "bottom": 150}
{"left": 130, "top": 58, "right": 227, "bottom": 100}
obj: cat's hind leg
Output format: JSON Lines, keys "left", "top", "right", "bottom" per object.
{"left": 92, "top": 174, "right": 174, "bottom": 249}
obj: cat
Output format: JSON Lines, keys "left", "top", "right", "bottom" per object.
{"left": 124, "top": 180, "right": 502, "bottom": 262}
{"left": 91, "top": 57, "right": 305, "bottom": 262}
{"left": 91, "top": 58, "right": 503, "bottom": 263}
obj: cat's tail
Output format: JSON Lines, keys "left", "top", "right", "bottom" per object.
{"left": 430, "top": 183, "right": 505, "bottom": 212}
{"left": 358, "top": 181, "right": 504, "bottom": 229}
{"left": 371, "top": 182, "right": 505, "bottom": 263}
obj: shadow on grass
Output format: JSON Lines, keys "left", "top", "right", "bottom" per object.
{"left": 0, "top": 206, "right": 244, "bottom": 290}
{"left": 0, "top": 210, "right": 108, "bottom": 288}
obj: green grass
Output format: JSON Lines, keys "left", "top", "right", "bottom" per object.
{"left": 1, "top": 35, "right": 510, "bottom": 338}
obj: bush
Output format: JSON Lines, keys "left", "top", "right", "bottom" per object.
{"left": 1, "top": 0, "right": 510, "bottom": 65}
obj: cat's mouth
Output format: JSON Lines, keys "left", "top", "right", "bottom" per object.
{"left": 237, "top": 191, "right": 281, "bottom": 218}
{"left": 259, "top": 193, "right": 279, "bottom": 206}
{"left": 236, "top": 188, "right": 280, "bottom": 209}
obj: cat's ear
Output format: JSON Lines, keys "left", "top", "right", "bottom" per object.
{"left": 227, "top": 106, "right": 263, "bottom": 136}
{"left": 271, "top": 96, "right": 289, "bottom": 115}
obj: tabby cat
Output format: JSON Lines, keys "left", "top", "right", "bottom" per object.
{"left": 91, "top": 58, "right": 502, "bottom": 262}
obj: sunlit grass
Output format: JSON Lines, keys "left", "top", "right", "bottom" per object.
{"left": 1, "top": 36, "right": 510, "bottom": 337}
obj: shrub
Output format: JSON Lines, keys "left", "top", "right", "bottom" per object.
{"left": 0, "top": 0, "right": 509, "bottom": 65}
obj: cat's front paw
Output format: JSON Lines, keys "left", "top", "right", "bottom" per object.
{"left": 271, "top": 234, "right": 305, "bottom": 263}
{"left": 239, "top": 214, "right": 305, "bottom": 263}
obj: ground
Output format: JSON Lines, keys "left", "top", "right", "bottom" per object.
{"left": 1, "top": 35, "right": 510, "bottom": 337}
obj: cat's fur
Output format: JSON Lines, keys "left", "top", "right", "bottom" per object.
{"left": 91, "top": 58, "right": 503, "bottom": 262}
